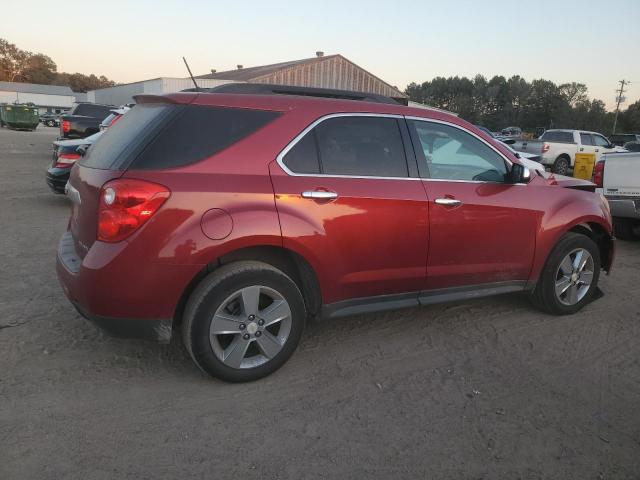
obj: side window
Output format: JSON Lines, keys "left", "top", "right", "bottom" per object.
{"left": 580, "top": 133, "right": 594, "bottom": 146}
{"left": 282, "top": 131, "right": 320, "bottom": 174}
{"left": 592, "top": 134, "right": 610, "bottom": 147}
{"left": 409, "top": 120, "right": 508, "bottom": 183}
{"left": 314, "top": 116, "right": 408, "bottom": 177}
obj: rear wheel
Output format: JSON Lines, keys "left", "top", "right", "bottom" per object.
{"left": 531, "top": 233, "right": 600, "bottom": 315}
{"left": 552, "top": 156, "right": 570, "bottom": 175}
{"left": 182, "top": 261, "right": 305, "bottom": 382}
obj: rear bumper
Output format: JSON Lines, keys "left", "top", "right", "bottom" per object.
{"left": 56, "top": 231, "right": 201, "bottom": 343}
{"left": 606, "top": 196, "right": 640, "bottom": 219}
{"left": 46, "top": 167, "right": 70, "bottom": 193}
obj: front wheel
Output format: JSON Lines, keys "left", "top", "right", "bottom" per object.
{"left": 182, "top": 261, "right": 306, "bottom": 382}
{"left": 531, "top": 233, "right": 601, "bottom": 315}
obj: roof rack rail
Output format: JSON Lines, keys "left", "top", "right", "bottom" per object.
{"left": 181, "top": 83, "right": 407, "bottom": 106}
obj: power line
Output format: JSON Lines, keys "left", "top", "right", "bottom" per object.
{"left": 612, "top": 79, "right": 630, "bottom": 134}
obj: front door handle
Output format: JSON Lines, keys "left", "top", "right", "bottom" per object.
{"left": 595, "top": 149, "right": 599, "bottom": 152}
{"left": 301, "top": 190, "right": 338, "bottom": 200}
{"left": 435, "top": 198, "right": 463, "bottom": 207}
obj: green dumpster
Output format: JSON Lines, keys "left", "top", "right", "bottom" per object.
{"left": 0, "top": 104, "right": 39, "bottom": 130}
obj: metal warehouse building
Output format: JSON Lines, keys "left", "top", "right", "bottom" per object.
{"left": 197, "top": 52, "right": 406, "bottom": 101}
{"left": 0, "top": 81, "right": 82, "bottom": 114}
{"left": 86, "top": 77, "right": 236, "bottom": 106}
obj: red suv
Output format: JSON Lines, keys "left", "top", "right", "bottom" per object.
{"left": 57, "top": 84, "right": 614, "bottom": 382}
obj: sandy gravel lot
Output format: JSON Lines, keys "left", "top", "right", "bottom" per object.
{"left": 1, "top": 126, "right": 639, "bottom": 479}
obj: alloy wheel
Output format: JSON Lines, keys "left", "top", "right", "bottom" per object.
{"left": 209, "top": 285, "right": 292, "bottom": 369}
{"left": 554, "top": 248, "right": 594, "bottom": 306}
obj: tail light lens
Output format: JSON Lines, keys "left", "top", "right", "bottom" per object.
{"left": 54, "top": 152, "right": 81, "bottom": 168}
{"left": 592, "top": 160, "right": 605, "bottom": 188}
{"left": 98, "top": 179, "right": 170, "bottom": 243}
{"left": 541, "top": 142, "right": 550, "bottom": 154}
{"left": 109, "top": 114, "right": 122, "bottom": 127}
{"left": 62, "top": 120, "right": 71, "bottom": 133}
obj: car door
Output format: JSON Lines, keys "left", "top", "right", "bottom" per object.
{"left": 269, "top": 113, "right": 429, "bottom": 305}
{"left": 578, "top": 132, "right": 597, "bottom": 160}
{"left": 406, "top": 118, "right": 538, "bottom": 291}
{"left": 592, "top": 133, "right": 615, "bottom": 162}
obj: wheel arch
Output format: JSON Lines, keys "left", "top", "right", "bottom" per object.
{"left": 173, "top": 245, "right": 323, "bottom": 327}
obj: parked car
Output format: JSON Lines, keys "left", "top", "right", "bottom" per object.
{"left": 511, "top": 129, "right": 626, "bottom": 175}
{"left": 475, "top": 125, "right": 544, "bottom": 167}
{"left": 0, "top": 103, "right": 39, "bottom": 130}
{"left": 498, "top": 126, "right": 522, "bottom": 140}
{"left": 56, "top": 84, "right": 614, "bottom": 382}
{"left": 47, "top": 132, "right": 103, "bottom": 193}
{"left": 59, "top": 102, "right": 114, "bottom": 139}
{"left": 610, "top": 133, "right": 640, "bottom": 147}
{"left": 99, "top": 106, "right": 131, "bottom": 131}
{"left": 40, "top": 112, "right": 60, "bottom": 127}
{"left": 593, "top": 151, "right": 640, "bottom": 240}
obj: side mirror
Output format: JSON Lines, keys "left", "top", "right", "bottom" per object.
{"left": 76, "top": 145, "right": 88, "bottom": 156}
{"left": 510, "top": 163, "right": 531, "bottom": 184}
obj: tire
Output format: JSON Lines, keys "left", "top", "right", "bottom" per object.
{"left": 531, "top": 232, "right": 601, "bottom": 315}
{"left": 552, "top": 156, "right": 570, "bottom": 175}
{"left": 182, "top": 261, "right": 306, "bottom": 382}
{"left": 613, "top": 218, "right": 638, "bottom": 241}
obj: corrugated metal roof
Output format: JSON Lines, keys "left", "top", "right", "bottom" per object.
{"left": 196, "top": 55, "right": 335, "bottom": 81}
{"left": 196, "top": 54, "right": 405, "bottom": 98}
{"left": 0, "top": 81, "right": 76, "bottom": 96}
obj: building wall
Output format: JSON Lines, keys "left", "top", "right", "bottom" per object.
{"left": 88, "top": 78, "right": 237, "bottom": 106}
{"left": 251, "top": 56, "right": 404, "bottom": 98}
{"left": 0, "top": 90, "right": 75, "bottom": 113}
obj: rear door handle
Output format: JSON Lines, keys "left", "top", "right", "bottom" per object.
{"left": 301, "top": 190, "right": 338, "bottom": 200}
{"left": 435, "top": 198, "right": 463, "bottom": 207}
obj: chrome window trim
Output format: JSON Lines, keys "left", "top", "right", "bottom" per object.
{"left": 275, "top": 112, "right": 422, "bottom": 181}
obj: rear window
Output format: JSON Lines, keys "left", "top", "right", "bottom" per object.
{"left": 80, "top": 104, "right": 172, "bottom": 169}
{"left": 540, "top": 131, "right": 574, "bottom": 143}
{"left": 73, "top": 104, "right": 113, "bottom": 119}
{"left": 132, "top": 105, "right": 280, "bottom": 170}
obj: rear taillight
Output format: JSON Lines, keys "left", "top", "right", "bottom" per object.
{"left": 592, "top": 160, "right": 605, "bottom": 188}
{"left": 109, "top": 114, "right": 122, "bottom": 127}
{"left": 97, "top": 179, "right": 170, "bottom": 243}
{"left": 61, "top": 120, "right": 71, "bottom": 133}
{"left": 541, "top": 142, "right": 550, "bottom": 154}
{"left": 54, "top": 152, "right": 81, "bottom": 168}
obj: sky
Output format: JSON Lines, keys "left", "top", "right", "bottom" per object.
{"left": 3, "top": 0, "right": 639, "bottom": 110}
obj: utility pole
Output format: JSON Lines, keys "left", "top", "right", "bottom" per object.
{"left": 612, "top": 79, "right": 630, "bottom": 135}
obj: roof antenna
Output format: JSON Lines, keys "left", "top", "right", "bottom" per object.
{"left": 182, "top": 56, "right": 200, "bottom": 90}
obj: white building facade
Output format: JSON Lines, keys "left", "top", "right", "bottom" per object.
{"left": 0, "top": 81, "right": 80, "bottom": 114}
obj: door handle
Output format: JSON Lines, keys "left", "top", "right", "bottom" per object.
{"left": 301, "top": 190, "right": 338, "bottom": 200}
{"left": 435, "top": 198, "right": 463, "bottom": 207}
{"left": 595, "top": 149, "right": 599, "bottom": 152}
{"left": 579, "top": 148, "right": 584, "bottom": 152}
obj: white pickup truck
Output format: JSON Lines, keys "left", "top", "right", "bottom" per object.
{"left": 510, "top": 129, "right": 625, "bottom": 175}
{"left": 594, "top": 152, "right": 640, "bottom": 240}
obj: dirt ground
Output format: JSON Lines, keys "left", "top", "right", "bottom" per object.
{"left": 1, "top": 126, "right": 639, "bottom": 480}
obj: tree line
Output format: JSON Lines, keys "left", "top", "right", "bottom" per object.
{"left": 0, "top": 38, "right": 115, "bottom": 92}
{"left": 405, "top": 75, "right": 640, "bottom": 135}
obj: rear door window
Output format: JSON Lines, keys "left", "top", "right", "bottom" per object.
{"left": 580, "top": 133, "right": 594, "bottom": 146}
{"left": 314, "top": 116, "right": 408, "bottom": 177}
{"left": 282, "top": 131, "right": 320, "bottom": 174}
{"left": 73, "top": 104, "right": 113, "bottom": 119}
{"left": 132, "top": 106, "right": 280, "bottom": 170}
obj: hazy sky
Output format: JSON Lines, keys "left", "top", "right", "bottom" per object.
{"left": 4, "top": 0, "right": 639, "bottom": 109}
